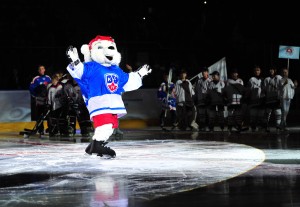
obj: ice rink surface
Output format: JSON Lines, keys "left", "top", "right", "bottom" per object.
{"left": 1, "top": 128, "right": 300, "bottom": 207}
{"left": 0, "top": 137, "right": 264, "bottom": 207}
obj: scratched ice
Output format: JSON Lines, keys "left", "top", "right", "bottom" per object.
{"left": 0, "top": 139, "right": 265, "bottom": 206}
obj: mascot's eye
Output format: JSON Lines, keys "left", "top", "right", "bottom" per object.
{"left": 98, "top": 46, "right": 103, "bottom": 49}
{"left": 108, "top": 46, "right": 115, "bottom": 50}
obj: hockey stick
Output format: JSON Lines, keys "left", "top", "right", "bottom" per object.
{"left": 20, "top": 109, "right": 50, "bottom": 137}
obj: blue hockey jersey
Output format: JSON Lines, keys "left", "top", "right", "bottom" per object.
{"left": 29, "top": 75, "right": 51, "bottom": 97}
{"left": 67, "top": 61, "right": 142, "bottom": 119}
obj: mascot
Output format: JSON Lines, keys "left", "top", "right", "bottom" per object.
{"left": 66, "top": 35, "right": 152, "bottom": 158}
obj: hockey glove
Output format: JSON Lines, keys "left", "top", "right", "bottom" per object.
{"left": 137, "top": 64, "right": 152, "bottom": 78}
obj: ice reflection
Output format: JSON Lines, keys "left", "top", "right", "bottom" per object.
{"left": 89, "top": 176, "right": 128, "bottom": 207}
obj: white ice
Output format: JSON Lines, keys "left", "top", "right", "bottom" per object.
{"left": 0, "top": 139, "right": 265, "bottom": 206}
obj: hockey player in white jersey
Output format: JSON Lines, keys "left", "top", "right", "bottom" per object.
{"left": 66, "top": 35, "right": 152, "bottom": 158}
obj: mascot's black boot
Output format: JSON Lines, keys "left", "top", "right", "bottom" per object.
{"left": 85, "top": 140, "right": 116, "bottom": 158}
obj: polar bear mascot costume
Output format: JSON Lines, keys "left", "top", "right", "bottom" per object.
{"left": 66, "top": 35, "right": 152, "bottom": 158}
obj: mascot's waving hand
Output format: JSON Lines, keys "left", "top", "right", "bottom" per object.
{"left": 66, "top": 35, "right": 152, "bottom": 158}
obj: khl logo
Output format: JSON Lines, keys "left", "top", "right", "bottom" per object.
{"left": 105, "top": 74, "right": 119, "bottom": 92}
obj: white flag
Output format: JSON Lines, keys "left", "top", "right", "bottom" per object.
{"left": 208, "top": 57, "right": 227, "bottom": 81}
{"left": 190, "top": 57, "right": 228, "bottom": 82}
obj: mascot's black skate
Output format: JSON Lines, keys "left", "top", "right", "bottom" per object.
{"left": 85, "top": 140, "right": 116, "bottom": 158}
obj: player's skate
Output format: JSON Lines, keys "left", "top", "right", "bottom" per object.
{"left": 85, "top": 140, "right": 116, "bottom": 158}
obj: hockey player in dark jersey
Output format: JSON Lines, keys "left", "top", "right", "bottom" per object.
{"left": 47, "top": 73, "right": 93, "bottom": 138}
{"left": 67, "top": 75, "right": 94, "bottom": 137}
{"left": 263, "top": 66, "right": 282, "bottom": 132}
{"left": 193, "top": 67, "right": 212, "bottom": 131}
{"left": 206, "top": 71, "right": 226, "bottom": 132}
{"left": 246, "top": 65, "right": 266, "bottom": 132}
{"left": 66, "top": 35, "right": 152, "bottom": 158}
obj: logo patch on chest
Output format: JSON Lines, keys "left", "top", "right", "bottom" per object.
{"left": 105, "top": 73, "right": 119, "bottom": 93}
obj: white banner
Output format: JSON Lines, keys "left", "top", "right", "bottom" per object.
{"left": 190, "top": 57, "right": 227, "bottom": 82}
{"left": 208, "top": 57, "right": 228, "bottom": 81}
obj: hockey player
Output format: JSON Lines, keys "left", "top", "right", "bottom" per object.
{"left": 206, "top": 71, "right": 226, "bottom": 132}
{"left": 29, "top": 65, "right": 52, "bottom": 136}
{"left": 59, "top": 74, "right": 80, "bottom": 137}
{"left": 157, "top": 73, "right": 177, "bottom": 130}
{"left": 72, "top": 78, "right": 94, "bottom": 137}
{"left": 193, "top": 67, "right": 212, "bottom": 131}
{"left": 226, "top": 69, "right": 244, "bottom": 86}
{"left": 66, "top": 35, "right": 152, "bottom": 158}
{"left": 47, "top": 72, "right": 64, "bottom": 137}
{"left": 246, "top": 65, "right": 266, "bottom": 132}
{"left": 175, "top": 69, "right": 196, "bottom": 131}
{"left": 263, "top": 66, "right": 282, "bottom": 132}
{"left": 278, "top": 67, "right": 298, "bottom": 131}
{"left": 223, "top": 69, "right": 246, "bottom": 133}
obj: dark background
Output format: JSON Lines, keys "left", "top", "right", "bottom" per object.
{"left": 1, "top": 0, "right": 299, "bottom": 90}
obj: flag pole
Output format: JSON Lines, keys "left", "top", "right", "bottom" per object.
{"left": 190, "top": 73, "right": 201, "bottom": 82}
{"left": 287, "top": 58, "right": 289, "bottom": 70}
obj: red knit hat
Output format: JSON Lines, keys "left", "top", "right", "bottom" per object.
{"left": 88, "top": 35, "right": 115, "bottom": 50}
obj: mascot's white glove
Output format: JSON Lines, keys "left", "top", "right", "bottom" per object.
{"left": 66, "top": 45, "right": 84, "bottom": 79}
{"left": 137, "top": 64, "right": 152, "bottom": 78}
{"left": 66, "top": 46, "right": 81, "bottom": 67}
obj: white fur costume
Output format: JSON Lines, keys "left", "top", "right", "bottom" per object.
{"left": 66, "top": 35, "right": 152, "bottom": 143}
